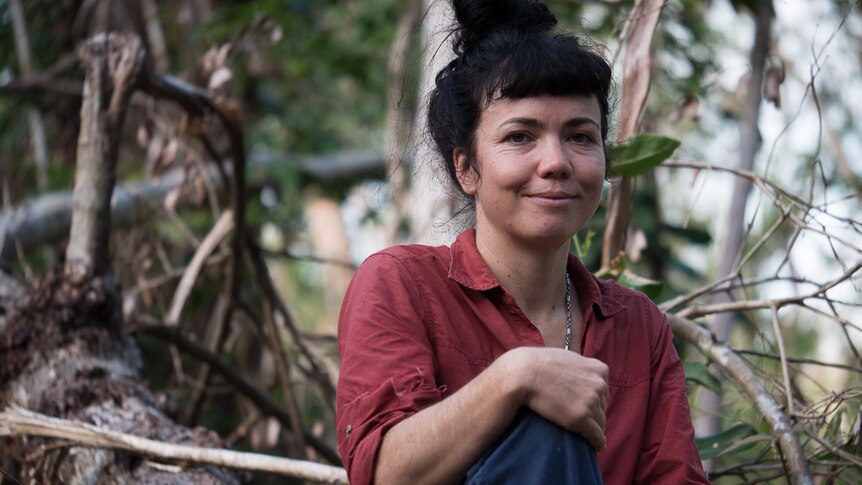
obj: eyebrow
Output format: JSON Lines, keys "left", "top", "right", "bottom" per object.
{"left": 500, "top": 117, "right": 601, "bottom": 130}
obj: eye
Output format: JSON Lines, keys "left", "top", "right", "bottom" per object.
{"left": 568, "top": 132, "right": 597, "bottom": 144}
{"left": 506, "top": 132, "right": 532, "bottom": 144}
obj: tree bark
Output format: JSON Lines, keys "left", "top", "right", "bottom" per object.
{"left": 601, "top": 0, "right": 665, "bottom": 267}
{"left": 66, "top": 33, "right": 144, "bottom": 277}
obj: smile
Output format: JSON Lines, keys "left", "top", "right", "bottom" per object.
{"left": 524, "top": 192, "right": 576, "bottom": 207}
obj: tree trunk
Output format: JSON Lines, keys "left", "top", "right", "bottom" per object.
{"left": 696, "top": 0, "right": 774, "bottom": 449}
{"left": 0, "top": 149, "right": 386, "bottom": 268}
{"left": 0, "top": 33, "right": 236, "bottom": 484}
{"left": 405, "top": 0, "right": 458, "bottom": 245}
{"left": 305, "top": 188, "right": 354, "bottom": 335}
{"left": 601, "top": 0, "right": 665, "bottom": 267}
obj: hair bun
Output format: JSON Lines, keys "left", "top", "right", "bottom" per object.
{"left": 452, "top": 0, "right": 557, "bottom": 54}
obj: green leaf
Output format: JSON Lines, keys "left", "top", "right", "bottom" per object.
{"left": 616, "top": 270, "right": 664, "bottom": 300}
{"left": 594, "top": 254, "right": 664, "bottom": 300}
{"left": 825, "top": 411, "right": 843, "bottom": 439}
{"left": 609, "top": 134, "right": 681, "bottom": 177}
{"left": 683, "top": 362, "right": 721, "bottom": 395}
{"left": 660, "top": 223, "right": 712, "bottom": 245}
{"left": 695, "top": 423, "right": 757, "bottom": 460}
{"left": 572, "top": 230, "right": 596, "bottom": 260}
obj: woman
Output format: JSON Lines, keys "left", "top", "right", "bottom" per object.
{"left": 336, "top": 1, "right": 709, "bottom": 483}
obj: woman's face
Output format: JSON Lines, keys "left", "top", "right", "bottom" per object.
{"left": 455, "top": 95, "right": 606, "bottom": 248}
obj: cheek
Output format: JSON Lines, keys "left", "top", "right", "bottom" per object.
{"left": 580, "top": 156, "right": 606, "bottom": 187}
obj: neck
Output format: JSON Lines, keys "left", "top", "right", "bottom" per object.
{"left": 474, "top": 224, "right": 570, "bottom": 318}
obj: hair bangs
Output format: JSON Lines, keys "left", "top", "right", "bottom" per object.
{"left": 487, "top": 35, "right": 610, "bottom": 103}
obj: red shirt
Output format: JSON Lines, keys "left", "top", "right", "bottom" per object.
{"left": 337, "top": 229, "right": 708, "bottom": 484}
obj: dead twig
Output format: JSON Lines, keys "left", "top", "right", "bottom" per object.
{"left": 129, "top": 319, "right": 342, "bottom": 466}
{"left": 248, "top": 238, "right": 337, "bottom": 405}
{"left": 165, "top": 209, "right": 234, "bottom": 326}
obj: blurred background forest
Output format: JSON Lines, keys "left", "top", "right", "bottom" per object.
{"left": 0, "top": 0, "right": 860, "bottom": 483}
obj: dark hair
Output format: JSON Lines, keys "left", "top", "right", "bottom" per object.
{"left": 427, "top": 0, "right": 613, "bottom": 198}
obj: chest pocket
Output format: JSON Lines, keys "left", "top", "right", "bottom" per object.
{"left": 589, "top": 318, "right": 651, "bottom": 389}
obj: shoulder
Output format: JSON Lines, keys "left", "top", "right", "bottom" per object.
{"left": 345, "top": 243, "right": 451, "bottom": 300}
{"left": 357, "top": 243, "right": 451, "bottom": 276}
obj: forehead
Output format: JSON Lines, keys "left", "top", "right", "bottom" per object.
{"left": 478, "top": 95, "right": 601, "bottom": 129}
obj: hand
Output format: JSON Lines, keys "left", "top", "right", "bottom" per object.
{"left": 504, "top": 347, "right": 609, "bottom": 450}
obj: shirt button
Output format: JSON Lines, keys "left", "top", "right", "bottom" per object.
{"left": 346, "top": 425, "right": 352, "bottom": 436}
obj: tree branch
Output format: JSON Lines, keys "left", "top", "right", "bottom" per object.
{"left": 601, "top": 0, "right": 665, "bottom": 266}
{"left": 669, "top": 315, "right": 813, "bottom": 483}
{"left": 165, "top": 209, "right": 234, "bottom": 326}
{"left": 0, "top": 150, "right": 385, "bottom": 267}
{"left": 0, "top": 406, "right": 347, "bottom": 484}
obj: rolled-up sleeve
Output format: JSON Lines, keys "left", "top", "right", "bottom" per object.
{"left": 336, "top": 253, "right": 445, "bottom": 485}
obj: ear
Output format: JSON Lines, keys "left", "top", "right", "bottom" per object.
{"left": 454, "top": 148, "right": 479, "bottom": 196}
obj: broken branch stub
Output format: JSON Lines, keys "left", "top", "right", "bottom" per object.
{"left": 66, "top": 33, "right": 144, "bottom": 277}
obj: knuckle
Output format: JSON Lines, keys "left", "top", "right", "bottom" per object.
{"left": 597, "top": 362, "right": 609, "bottom": 377}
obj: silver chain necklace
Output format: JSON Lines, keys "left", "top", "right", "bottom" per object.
{"left": 564, "top": 273, "right": 573, "bottom": 351}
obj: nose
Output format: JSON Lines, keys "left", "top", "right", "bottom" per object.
{"left": 537, "top": 139, "right": 573, "bottom": 179}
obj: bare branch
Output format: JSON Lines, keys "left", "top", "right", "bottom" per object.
{"left": 676, "top": 259, "right": 862, "bottom": 323}
{"left": 668, "top": 315, "right": 813, "bottom": 483}
{"left": 261, "top": 298, "right": 308, "bottom": 458}
{"left": 770, "top": 304, "right": 795, "bottom": 417}
{"left": 165, "top": 209, "right": 234, "bottom": 326}
{"left": 735, "top": 349, "right": 862, "bottom": 374}
{"left": 248, "top": 239, "right": 338, "bottom": 404}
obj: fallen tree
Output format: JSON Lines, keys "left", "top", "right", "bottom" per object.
{"left": 0, "top": 149, "right": 386, "bottom": 268}
{"left": 0, "top": 32, "right": 344, "bottom": 483}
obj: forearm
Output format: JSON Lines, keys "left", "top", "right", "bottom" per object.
{"left": 373, "top": 350, "right": 525, "bottom": 485}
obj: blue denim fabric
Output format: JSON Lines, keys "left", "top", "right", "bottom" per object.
{"left": 465, "top": 409, "right": 603, "bottom": 485}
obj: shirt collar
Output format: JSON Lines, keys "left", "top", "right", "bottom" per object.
{"left": 448, "top": 229, "right": 626, "bottom": 319}
{"left": 448, "top": 228, "right": 501, "bottom": 291}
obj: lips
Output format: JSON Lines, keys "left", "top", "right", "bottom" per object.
{"left": 526, "top": 190, "right": 574, "bottom": 199}
{"left": 524, "top": 190, "right": 576, "bottom": 207}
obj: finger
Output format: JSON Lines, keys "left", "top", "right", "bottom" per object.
{"left": 578, "top": 419, "right": 606, "bottom": 451}
{"left": 592, "top": 404, "right": 606, "bottom": 429}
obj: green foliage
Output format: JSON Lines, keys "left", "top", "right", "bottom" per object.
{"left": 609, "top": 134, "right": 681, "bottom": 177}
{"left": 192, "top": 0, "right": 404, "bottom": 155}
{"left": 695, "top": 423, "right": 759, "bottom": 460}
{"left": 571, "top": 229, "right": 596, "bottom": 260}
{"left": 683, "top": 362, "right": 721, "bottom": 394}
{"left": 595, "top": 254, "right": 664, "bottom": 300}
